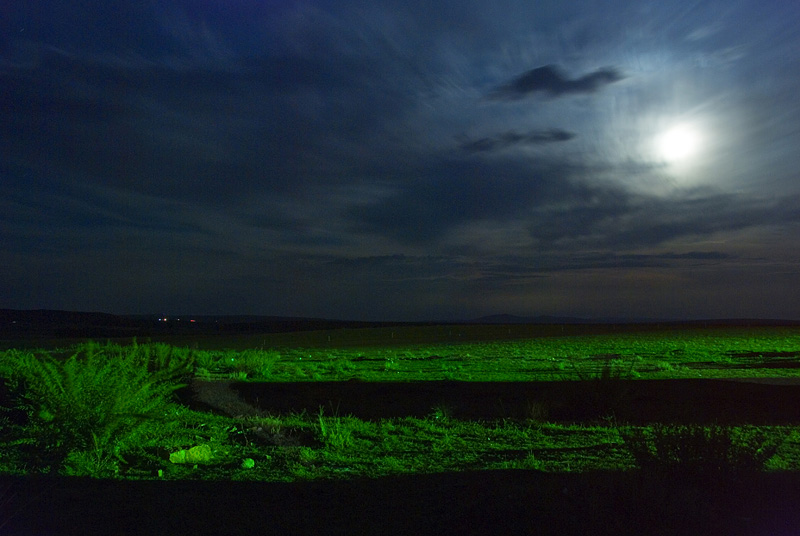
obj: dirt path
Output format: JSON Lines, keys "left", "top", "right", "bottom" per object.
{"left": 186, "top": 378, "right": 800, "bottom": 424}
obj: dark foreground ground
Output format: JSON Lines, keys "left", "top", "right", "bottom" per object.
{"left": 3, "top": 469, "right": 800, "bottom": 535}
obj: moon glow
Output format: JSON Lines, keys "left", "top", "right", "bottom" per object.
{"left": 656, "top": 123, "right": 703, "bottom": 162}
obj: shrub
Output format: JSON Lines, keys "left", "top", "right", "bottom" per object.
{"left": 61, "top": 438, "right": 121, "bottom": 478}
{"left": 620, "top": 424, "right": 786, "bottom": 479}
{"left": 128, "top": 341, "right": 195, "bottom": 379}
{"left": 2, "top": 342, "right": 188, "bottom": 474}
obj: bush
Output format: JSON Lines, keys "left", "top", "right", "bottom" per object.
{"left": 620, "top": 424, "right": 786, "bottom": 479}
{"left": 1, "top": 342, "right": 189, "bottom": 474}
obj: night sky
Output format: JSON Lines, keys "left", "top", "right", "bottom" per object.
{"left": 2, "top": 1, "right": 800, "bottom": 321}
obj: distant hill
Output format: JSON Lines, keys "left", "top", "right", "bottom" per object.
{"left": 470, "top": 314, "right": 594, "bottom": 324}
{"left": 469, "top": 313, "right": 800, "bottom": 327}
{"left": 0, "top": 309, "right": 144, "bottom": 338}
{"left": 0, "top": 309, "right": 430, "bottom": 338}
{"left": 2, "top": 309, "right": 798, "bottom": 340}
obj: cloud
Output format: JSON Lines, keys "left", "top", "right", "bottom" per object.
{"left": 4, "top": 1, "right": 800, "bottom": 320}
{"left": 347, "top": 157, "right": 577, "bottom": 243}
{"left": 525, "top": 189, "right": 800, "bottom": 251}
{"left": 458, "top": 129, "right": 575, "bottom": 153}
{"left": 488, "top": 64, "right": 623, "bottom": 100}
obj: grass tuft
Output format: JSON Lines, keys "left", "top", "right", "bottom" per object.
{"left": 317, "top": 406, "right": 354, "bottom": 450}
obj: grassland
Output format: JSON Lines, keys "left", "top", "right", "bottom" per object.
{"left": 184, "top": 325, "right": 800, "bottom": 382}
{"left": 1, "top": 325, "right": 800, "bottom": 534}
{"left": 1, "top": 325, "right": 799, "bottom": 480}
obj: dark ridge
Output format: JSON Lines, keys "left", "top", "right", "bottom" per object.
{"left": 2, "top": 309, "right": 799, "bottom": 340}
{"left": 470, "top": 314, "right": 594, "bottom": 324}
{"left": 0, "top": 309, "right": 127, "bottom": 324}
{"left": 470, "top": 314, "right": 800, "bottom": 327}
{"left": 0, "top": 309, "right": 440, "bottom": 338}
{"left": 0, "top": 309, "right": 143, "bottom": 338}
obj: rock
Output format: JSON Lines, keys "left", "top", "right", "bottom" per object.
{"left": 169, "top": 444, "right": 213, "bottom": 464}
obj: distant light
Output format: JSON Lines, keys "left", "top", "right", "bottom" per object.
{"left": 190, "top": 319, "right": 196, "bottom": 323}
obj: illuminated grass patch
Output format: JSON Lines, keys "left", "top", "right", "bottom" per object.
{"left": 0, "top": 328, "right": 799, "bottom": 482}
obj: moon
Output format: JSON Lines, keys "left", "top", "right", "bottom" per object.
{"left": 656, "top": 122, "right": 703, "bottom": 162}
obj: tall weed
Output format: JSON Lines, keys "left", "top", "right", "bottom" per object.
{"left": 317, "top": 406, "right": 354, "bottom": 450}
{"left": 559, "top": 354, "right": 638, "bottom": 419}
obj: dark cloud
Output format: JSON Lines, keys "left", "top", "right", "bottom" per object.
{"left": 348, "top": 157, "right": 577, "bottom": 243}
{"left": 458, "top": 129, "right": 575, "bottom": 153}
{"left": 549, "top": 251, "right": 732, "bottom": 271}
{"left": 488, "top": 64, "right": 624, "bottom": 100}
{"left": 453, "top": 251, "right": 733, "bottom": 285}
{"left": 346, "top": 158, "right": 800, "bottom": 253}
{"left": 525, "top": 190, "right": 800, "bottom": 250}
{"left": 0, "top": 44, "right": 411, "bottom": 205}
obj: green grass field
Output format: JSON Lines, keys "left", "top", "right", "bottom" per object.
{"left": 1, "top": 325, "right": 799, "bottom": 483}
{"left": 160, "top": 324, "right": 800, "bottom": 382}
{"left": 56, "top": 324, "right": 800, "bottom": 382}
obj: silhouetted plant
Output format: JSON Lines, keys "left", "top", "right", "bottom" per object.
{"left": 524, "top": 400, "right": 550, "bottom": 423}
{"left": 561, "top": 354, "right": 638, "bottom": 419}
{"left": 566, "top": 353, "right": 638, "bottom": 382}
{"left": 620, "top": 424, "right": 786, "bottom": 479}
